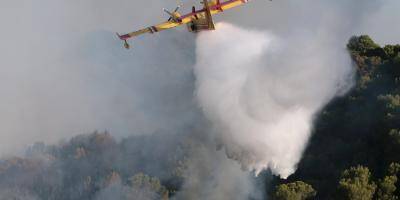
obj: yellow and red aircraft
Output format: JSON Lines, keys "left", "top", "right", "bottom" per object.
{"left": 117, "top": 0, "right": 252, "bottom": 49}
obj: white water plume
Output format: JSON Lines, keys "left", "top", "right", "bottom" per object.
{"left": 194, "top": 23, "right": 353, "bottom": 178}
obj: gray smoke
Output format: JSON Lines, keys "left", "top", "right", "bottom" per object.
{"left": 0, "top": 0, "right": 399, "bottom": 199}
{"left": 0, "top": 0, "right": 198, "bottom": 156}
{"left": 175, "top": 138, "right": 263, "bottom": 200}
{"left": 0, "top": 0, "right": 398, "bottom": 156}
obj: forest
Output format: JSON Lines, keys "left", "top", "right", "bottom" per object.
{"left": 273, "top": 35, "right": 400, "bottom": 200}
{"left": 0, "top": 35, "right": 399, "bottom": 200}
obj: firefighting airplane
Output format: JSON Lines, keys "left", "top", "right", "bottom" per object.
{"left": 117, "top": 0, "right": 256, "bottom": 49}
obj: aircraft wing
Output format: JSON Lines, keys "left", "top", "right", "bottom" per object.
{"left": 117, "top": 14, "right": 202, "bottom": 48}
{"left": 119, "top": 0, "right": 250, "bottom": 40}
{"left": 209, "top": 0, "right": 249, "bottom": 14}
{"left": 179, "top": 0, "right": 249, "bottom": 19}
{"left": 118, "top": 21, "right": 185, "bottom": 41}
{"left": 117, "top": 0, "right": 250, "bottom": 48}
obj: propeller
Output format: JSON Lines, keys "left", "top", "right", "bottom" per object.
{"left": 167, "top": 6, "right": 181, "bottom": 21}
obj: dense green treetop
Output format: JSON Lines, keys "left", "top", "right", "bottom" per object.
{"left": 274, "top": 181, "right": 316, "bottom": 200}
{"left": 338, "top": 166, "right": 376, "bottom": 200}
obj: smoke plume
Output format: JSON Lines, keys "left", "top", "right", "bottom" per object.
{"left": 194, "top": 23, "right": 353, "bottom": 178}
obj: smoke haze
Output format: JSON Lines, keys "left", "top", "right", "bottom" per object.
{"left": 0, "top": 0, "right": 199, "bottom": 156}
{"left": 0, "top": 0, "right": 398, "bottom": 156}
{"left": 0, "top": 0, "right": 399, "bottom": 199}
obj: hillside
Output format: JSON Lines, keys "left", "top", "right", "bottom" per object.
{"left": 0, "top": 36, "right": 399, "bottom": 200}
{"left": 271, "top": 35, "right": 400, "bottom": 200}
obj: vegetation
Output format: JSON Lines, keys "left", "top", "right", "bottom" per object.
{"left": 271, "top": 35, "right": 400, "bottom": 199}
{"left": 338, "top": 166, "right": 376, "bottom": 200}
{"left": 273, "top": 181, "right": 316, "bottom": 200}
{"left": 0, "top": 132, "right": 190, "bottom": 199}
{"left": 0, "top": 35, "right": 399, "bottom": 200}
